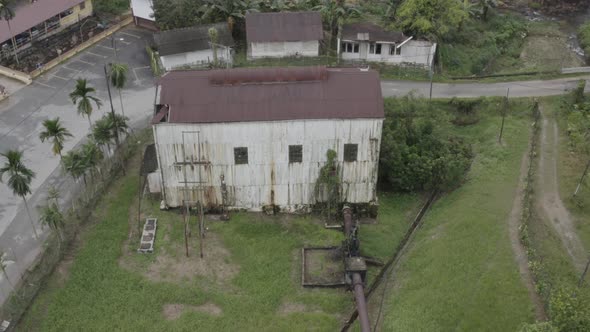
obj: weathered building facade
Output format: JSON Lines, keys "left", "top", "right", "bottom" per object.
{"left": 338, "top": 23, "right": 437, "bottom": 69}
{"left": 151, "top": 67, "right": 384, "bottom": 212}
{"left": 246, "top": 12, "right": 323, "bottom": 59}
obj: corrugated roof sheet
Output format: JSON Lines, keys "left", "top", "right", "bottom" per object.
{"left": 246, "top": 11, "right": 323, "bottom": 43}
{"left": 156, "top": 66, "right": 384, "bottom": 124}
{"left": 153, "top": 22, "right": 234, "bottom": 56}
{"left": 131, "top": 0, "right": 154, "bottom": 22}
{"left": 342, "top": 23, "right": 405, "bottom": 43}
{"left": 0, "top": 0, "right": 84, "bottom": 43}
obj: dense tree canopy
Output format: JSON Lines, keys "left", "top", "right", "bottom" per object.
{"left": 396, "top": 0, "right": 468, "bottom": 39}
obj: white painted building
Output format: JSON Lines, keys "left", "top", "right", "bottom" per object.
{"left": 130, "top": 0, "right": 157, "bottom": 30}
{"left": 151, "top": 67, "right": 384, "bottom": 212}
{"left": 338, "top": 23, "right": 437, "bottom": 69}
{"left": 246, "top": 11, "right": 323, "bottom": 59}
{"left": 153, "top": 23, "right": 234, "bottom": 71}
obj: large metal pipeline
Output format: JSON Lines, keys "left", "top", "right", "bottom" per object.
{"left": 342, "top": 206, "right": 371, "bottom": 332}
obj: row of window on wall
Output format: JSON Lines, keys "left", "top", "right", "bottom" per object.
{"left": 233, "top": 144, "right": 359, "bottom": 165}
{"left": 341, "top": 42, "right": 401, "bottom": 55}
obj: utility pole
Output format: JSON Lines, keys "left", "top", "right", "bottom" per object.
{"left": 499, "top": 88, "right": 509, "bottom": 144}
{"left": 579, "top": 254, "right": 590, "bottom": 287}
{"left": 574, "top": 159, "right": 590, "bottom": 197}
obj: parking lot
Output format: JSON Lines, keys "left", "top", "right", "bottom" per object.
{"left": 0, "top": 25, "right": 156, "bottom": 305}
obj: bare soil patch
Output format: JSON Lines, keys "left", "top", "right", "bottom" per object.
{"left": 537, "top": 107, "right": 587, "bottom": 272}
{"left": 120, "top": 231, "right": 239, "bottom": 284}
{"left": 162, "top": 303, "right": 222, "bottom": 320}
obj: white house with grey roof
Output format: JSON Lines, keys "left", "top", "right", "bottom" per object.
{"left": 338, "top": 23, "right": 436, "bottom": 69}
{"left": 153, "top": 22, "right": 234, "bottom": 71}
{"left": 246, "top": 11, "right": 323, "bottom": 59}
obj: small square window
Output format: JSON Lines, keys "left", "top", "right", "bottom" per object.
{"left": 395, "top": 45, "right": 401, "bottom": 55}
{"left": 289, "top": 145, "right": 302, "bottom": 163}
{"left": 344, "top": 144, "right": 358, "bottom": 162}
{"left": 375, "top": 43, "right": 382, "bottom": 55}
{"left": 369, "top": 43, "right": 375, "bottom": 54}
{"left": 389, "top": 45, "right": 396, "bottom": 55}
{"left": 234, "top": 147, "right": 248, "bottom": 165}
{"left": 353, "top": 43, "right": 359, "bottom": 53}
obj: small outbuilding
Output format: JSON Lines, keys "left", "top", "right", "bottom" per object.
{"left": 130, "top": 0, "right": 157, "bottom": 31}
{"left": 246, "top": 11, "right": 323, "bottom": 59}
{"left": 338, "top": 23, "right": 437, "bottom": 69}
{"left": 150, "top": 66, "right": 384, "bottom": 212}
{"left": 153, "top": 22, "right": 234, "bottom": 71}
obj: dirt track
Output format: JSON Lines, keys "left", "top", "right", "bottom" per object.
{"left": 537, "top": 106, "right": 587, "bottom": 272}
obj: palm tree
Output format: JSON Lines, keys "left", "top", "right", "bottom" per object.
{"left": 92, "top": 117, "right": 114, "bottom": 154}
{"left": 38, "top": 202, "right": 65, "bottom": 244}
{"left": 0, "top": 0, "right": 18, "bottom": 64}
{"left": 208, "top": 27, "right": 219, "bottom": 66}
{"left": 81, "top": 140, "right": 104, "bottom": 180}
{"left": 313, "top": 0, "right": 360, "bottom": 52}
{"left": 200, "top": 0, "right": 260, "bottom": 34}
{"left": 70, "top": 79, "right": 102, "bottom": 128}
{"left": 0, "top": 150, "right": 38, "bottom": 239}
{"left": 39, "top": 117, "right": 73, "bottom": 159}
{"left": 109, "top": 63, "right": 129, "bottom": 117}
{"left": 62, "top": 150, "right": 88, "bottom": 186}
{"left": 106, "top": 112, "right": 129, "bottom": 146}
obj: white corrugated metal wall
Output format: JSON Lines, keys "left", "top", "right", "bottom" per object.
{"left": 153, "top": 118, "right": 383, "bottom": 211}
{"left": 249, "top": 40, "right": 319, "bottom": 58}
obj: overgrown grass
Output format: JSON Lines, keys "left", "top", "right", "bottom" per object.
{"left": 379, "top": 98, "right": 536, "bottom": 331}
{"left": 17, "top": 155, "right": 420, "bottom": 330}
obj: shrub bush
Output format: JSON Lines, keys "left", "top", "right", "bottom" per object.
{"left": 578, "top": 22, "right": 590, "bottom": 64}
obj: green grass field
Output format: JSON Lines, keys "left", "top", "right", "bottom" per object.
{"left": 16, "top": 153, "right": 420, "bottom": 331}
{"left": 378, "top": 99, "right": 536, "bottom": 331}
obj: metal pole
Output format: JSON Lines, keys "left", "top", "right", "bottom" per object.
{"left": 181, "top": 134, "right": 189, "bottom": 257}
{"left": 574, "top": 159, "right": 590, "bottom": 197}
{"left": 579, "top": 255, "right": 590, "bottom": 287}
{"left": 499, "top": 88, "right": 509, "bottom": 144}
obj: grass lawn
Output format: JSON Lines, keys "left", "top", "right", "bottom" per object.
{"left": 377, "top": 98, "right": 536, "bottom": 331}
{"left": 17, "top": 150, "right": 420, "bottom": 330}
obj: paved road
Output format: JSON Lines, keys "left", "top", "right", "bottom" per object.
{"left": 381, "top": 76, "right": 590, "bottom": 98}
{"left": 0, "top": 26, "right": 155, "bottom": 305}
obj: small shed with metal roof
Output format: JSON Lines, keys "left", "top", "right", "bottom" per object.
{"left": 151, "top": 66, "right": 384, "bottom": 212}
{"left": 152, "top": 22, "right": 234, "bottom": 71}
{"left": 245, "top": 11, "right": 323, "bottom": 59}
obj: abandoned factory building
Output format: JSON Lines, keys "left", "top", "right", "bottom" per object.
{"left": 151, "top": 66, "right": 384, "bottom": 212}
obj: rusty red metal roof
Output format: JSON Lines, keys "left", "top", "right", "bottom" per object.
{"left": 246, "top": 11, "right": 323, "bottom": 43}
{"left": 0, "top": 0, "right": 85, "bottom": 43}
{"left": 156, "top": 66, "right": 384, "bottom": 124}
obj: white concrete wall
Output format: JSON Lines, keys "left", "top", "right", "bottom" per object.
{"left": 249, "top": 40, "right": 319, "bottom": 58}
{"left": 153, "top": 118, "right": 383, "bottom": 211}
{"left": 160, "top": 46, "right": 232, "bottom": 70}
{"left": 339, "top": 39, "right": 436, "bottom": 68}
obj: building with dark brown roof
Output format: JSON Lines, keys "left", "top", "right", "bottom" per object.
{"left": 0, "top": 0, "right": 93, "bottom": 57}
{"left": 150, "top": 66, "right": 384, "bottom": 212}
{"left": 245, "top": 11, "right": 323, "bottom": 59}
{"left": 153, "top": 22, "right": 234, "bottom": 70}
{"left": 338, "top": 22, "right": 436, "bottom": 69}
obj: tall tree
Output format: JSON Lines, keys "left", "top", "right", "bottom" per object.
{"left": 200, "top": 0, "right": 261, "bottom": 34}
{"left": 38, "top": 202, "right": 65, "bottom": 244}
{"left": 397, "top": 0, "right": 469, "bottom": 40}
{"left": 39, "top": 117, "right": 73, "bottom": 159}
{"left": 62, "top": 150, "right": 88, "bottom": 186}
{"left": 313, "top": 0, "right": 360, "bottom": 52}
{"left": 81, "top": 140, "right": 104, "bottom": 180}
{"left": 92, "top": 117, "right": 115, "bottom": 154}
{"left": 0, "top": 150, "right": 38, "bottom": 239}
{"left": 106, "top": 112, "right": 129, "bottom": 146}
{"left": 70, "top": 79, "right": 102, "bottom": 128}
{"left": 109, "top": 63, "right": 129, "bottom": 116}
{"left": 208, "top": 27, "right": 219, "bottom": 65}
{"left": 0, "top": 0, "right": 18, "bottom": 64}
